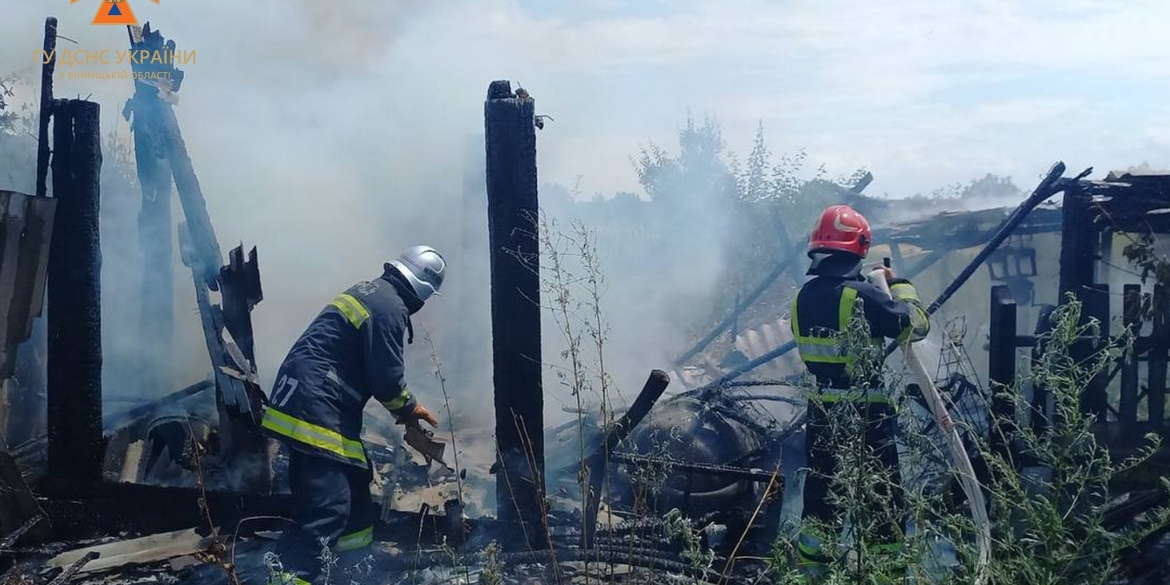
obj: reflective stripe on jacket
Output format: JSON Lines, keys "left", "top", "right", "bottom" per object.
{"left": 261, "top": 270, "right": 417, "bottom": 467}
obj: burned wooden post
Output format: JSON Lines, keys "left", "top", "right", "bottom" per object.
{"left": 1082, "top": 282, "right": 1111, "bottom": 419}
{"left": 124, "top": 24, "right": 183, "bottom": 396}
{"left": 46, "top": 99, "right": 104, "bottom": 487}
{"left": 128, "top": 25, "right": 219, "bottom": 287}
{"left": 581, "top": 370, "right": 670, "bottom": 548}
{"left": 1150, "top": 284, "right": 1169, "bottom": 434}
{"left": 1121, "top": 284, "right": 1142, "bottom": 427}
{"left": 988, "top": 285, "right": 1018, "bottom": 461}
{"left": 1057, "top": 182, "right": 1109, "bottom": 420}
{"left": 484, "top": 80, "right": 546, "bottom": 546}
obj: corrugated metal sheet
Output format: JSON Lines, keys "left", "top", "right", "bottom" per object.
{"left": 668, "top": 317, "right": 807, "bottom": 391}
{"left": 732, "top": 317, "right": 805, "bottom": 380}
{"left": 0, "top": 190, "right": 57, "bottom": 379}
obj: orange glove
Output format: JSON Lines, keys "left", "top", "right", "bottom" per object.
{"left": 398, "top": 403, "right": 438, "bottom": 428}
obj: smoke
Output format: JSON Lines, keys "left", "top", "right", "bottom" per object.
{"left": 2, "top": 2, "right": 1136, "bottom": 461}
{"left": 0, "top": 1, "right": 735, "bottom": 444}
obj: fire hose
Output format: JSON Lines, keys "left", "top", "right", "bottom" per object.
{"left": 866, "top": 261, "right": 991, "bottom": 585}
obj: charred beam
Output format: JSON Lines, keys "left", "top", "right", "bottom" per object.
{"left": 46, "top": 99, "right": 104, "bottom": 489}
{"left": 1083, "top": 283, "right": 1111, "bottom": 420}
{"left": 35, "top": 481, "right": 496, "bottom": 547}
{"left": 1150, "top": 284, "right": 1169, "bottom": 434}
{"left": 1120, "top": 284, "right": 1142, "bottom": 426}
{"left": 1058, "top": 182, "right": 1095, "bottom": 301}
{"left": 988, "top": 285, "right": 1017, "bottom": 461}
{"left": 610, "top": 453, "right": 781, "bottom": 483}
{"left": 124, "top": 37, "right": 177, "bottom": 396}
{"left": 582, "top": 370, "right": 670, "bottom": 548}
{"left": 877, "top": 163, "right": 1072, "bottom": 358}
{"left": 219, "top": 246, "right": 263, "bottom": 366}
{"left": 128, "top": 25, "right": 219, "bottom": 286}
{"left": 180, "top": 231, "right": 269, "bottom": 492}
{"left": 484, "top": 80, "right": 546, "bottom": 547}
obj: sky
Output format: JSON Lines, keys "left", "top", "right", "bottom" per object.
{"left": 1, "top": 0, "right": 1168, "bottom": 404}
{"left": 3, "top": 0, "right": 1168, "bottom": 200}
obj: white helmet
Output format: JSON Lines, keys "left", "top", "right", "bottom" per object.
{"left": 390, "top": 245, "right": 446, "bottom": 302}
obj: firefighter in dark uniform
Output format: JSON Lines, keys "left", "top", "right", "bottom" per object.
{"left": 789, "top": 205, "right": 929, "bottom": 578}
{"left": 262, "top": 245, "right": 446, "bottom": 585}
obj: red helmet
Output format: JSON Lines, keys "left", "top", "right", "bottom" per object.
{"left": 808, "top": 204, "right": 872, "bottom": 258}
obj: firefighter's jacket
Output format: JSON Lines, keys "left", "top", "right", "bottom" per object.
{"left": 261, "top": 271, "right": 418, "bottom": 468}
{"left": 790, "top": 271, "right": 929, "bottom": 399}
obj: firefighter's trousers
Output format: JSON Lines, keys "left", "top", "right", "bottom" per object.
{"left": 273, "top": 449, "right": 377, "bottom": 580}
{"left": 799, "top": 398, "right": 905, "bottom": 565}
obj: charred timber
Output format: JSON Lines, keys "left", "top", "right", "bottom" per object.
{"left": 1150, "top": 285, "right": 1168, "bottom": 433}
{"left": 180, "top": 232, "right": 269, "bottom": 492}
{"left": 988, "top": 285, "right": 1017, "bottom": 462}
{"left": 1121, "top": 284, "right": 1142, "bottom": 426}
{"left": 127, "top": 26, "right": 219, "bottom": 287}
{"left": 123, "top": 28, "right": 178, "bottom": 397}
{"left": 219, "top": 246, "right": 263, "bottom": 367}
{"left": 484, "top": 80, "right": 546, "bottom": 547}
{"left": 46, "top": 99, "right": 104, "bottom": 488}
{"left": 1058, "top": 179, "right": 1111, "bottom": 420}
{"left": 581, "top": 370, "right": 670, "bottom": 548}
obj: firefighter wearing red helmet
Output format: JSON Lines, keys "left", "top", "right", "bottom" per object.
{"left": 789, "top": 205, "right": 929, "bottom": 579}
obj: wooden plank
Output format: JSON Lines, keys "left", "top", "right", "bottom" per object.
{"left": 45, "top": 527, "right": 214, "bottom": 574}
{"left": 0, "top": 192, "right": 56, "bottom": 380}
